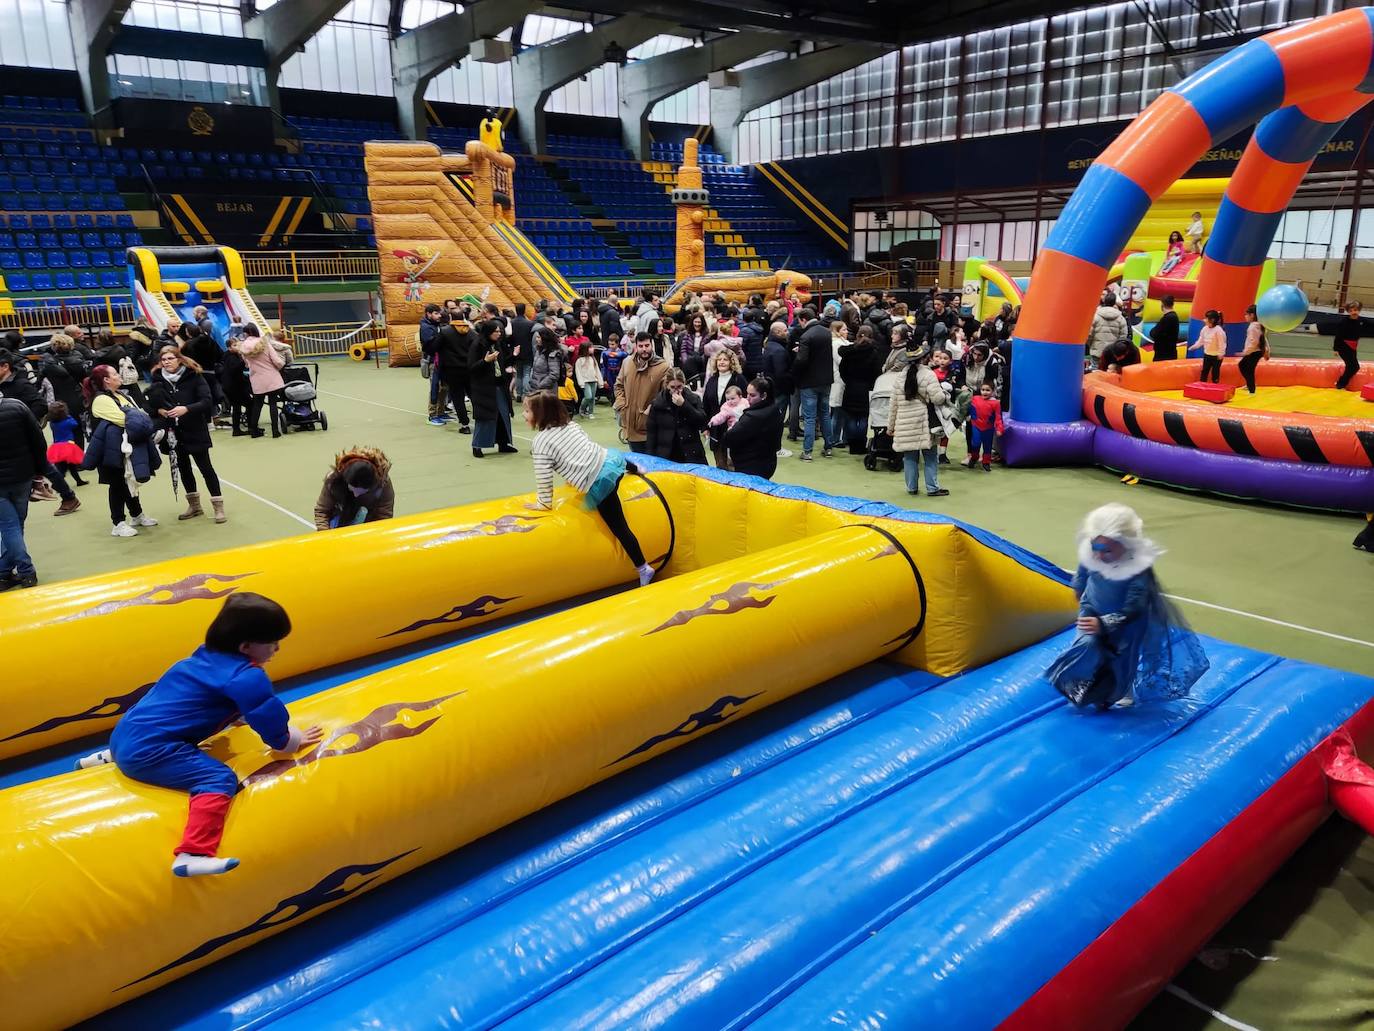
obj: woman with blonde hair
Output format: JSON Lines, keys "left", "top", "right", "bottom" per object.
{"left": 701, "top": 348, "right": 748, "bottom": 468}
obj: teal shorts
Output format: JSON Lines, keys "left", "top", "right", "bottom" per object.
{"left": 584, "top": 449, "right": 628, "bottom": 509}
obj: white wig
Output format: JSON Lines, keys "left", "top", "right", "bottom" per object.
{"left": 1077, "top": 503, "right": 1161, "bottom": 579}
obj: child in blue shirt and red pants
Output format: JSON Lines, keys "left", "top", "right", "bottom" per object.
{"left": 965, "top": 380, "right": 1004, "bottom": 470}
{"left": 76, "top": 593, "right": 321, "bottom": 877}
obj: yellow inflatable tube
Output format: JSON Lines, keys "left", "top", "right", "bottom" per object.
{"left": 0, "top": 485, "right": 673, "bottom": 761}
{"left": 1, "top": 526, "right": 923, "bottom": 1030}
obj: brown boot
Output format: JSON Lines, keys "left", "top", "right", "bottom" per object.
{"left": 210, "top": 496, "right": 226, "bottom": 523}
{"left": 178, "top": 492, "right": 203, "bottom": 521}
{"left": 55, "top": 497, "right": 81, "bottom": 516}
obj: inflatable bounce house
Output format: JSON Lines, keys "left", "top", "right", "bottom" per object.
{"left": 962, "top": 179, "right": 1277, "bottom": 348}
{"left": 128, "top": 244, "right": 273, "bottom": 345}
{"left": 363, "top": 115, "right": 578, "bottom": 367}
{"left": 1005, "top": 9, "right": 1374, "bottom": 512}
{"left": 363, "top": 126, "right": 810, "bottom": 358}
{"left": 4, "top": 459, "right": 1374, "bottom": 1030}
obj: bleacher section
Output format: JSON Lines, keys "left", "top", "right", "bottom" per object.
{"left": 0, "top": 95, "right": 142, "bottom": 293}
{"left": 0, "top": 96, "right": 845, "bottom": 298}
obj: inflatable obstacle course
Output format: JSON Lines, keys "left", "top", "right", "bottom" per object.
{"left": 2, "top": 462, "right": 1373, "bottom": 1030}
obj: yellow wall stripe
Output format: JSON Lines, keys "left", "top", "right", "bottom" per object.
{"left": 282, "top": 196, "right": 312, "bottom": 242}
{"left": 162, "top": 203, "right": 195, "bottom": 245}
{"left": 764, "top": 162, "right": 848, "bottom": 234}
{"left": 257, "top": 196, "right": 293, "bottom": 248}
{"left": 170, "top": 194, "right": 215, "bottom": 244}
{"left": 753, "top": 164, "right": 849, "bottom": 250}
{"left": 425, "top": 100, "right": 444, "bottom": 128}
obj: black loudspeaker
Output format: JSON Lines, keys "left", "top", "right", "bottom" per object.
{"left": 897, "top": 257, "right": 916, "bottom": 290}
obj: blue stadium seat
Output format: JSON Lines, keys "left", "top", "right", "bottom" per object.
{"left": 22, "top": 251, "right": 43, "bottom": 268}
{"left": 69, "top": 251, "right": 89, "bottom": 268}
{"left": 96, "top": 214, "right": 114, "bottom": 227}
{"left": 78, "top": 271, "right": 98, "bottom": 289}
{"left": 0, "top": 251, "right": 18, "bottom": 269}
{"left": 6, "top": 272, "right": 29, "bottom": 291}
{"left": 75, "top": 215, "right": 93, "bottom": 228}
{"left": 46, "top": 250, "right": 67, "bottom": 267}
{"left": 28, "top": 214, "right": 50, "bottom": 229}
{"left": 81, "top": 231, "right": 100, "bottom": 248}
{"left": 30, "top": 272, "right": 52, "bottom": 291}
{"left": 100, "top": 270, "right": 122, "bottom": 288}
{"left": 7, "top": 215, "right": 26, "bottom": 229}
{"left": 38, "top": 232, "right": 58, "bottom": 248}
{"left": 55, "top": 271, "right": 75, "bottom": 290}
{"left": 90, "top": 250, "right": 111, "bottom": 267}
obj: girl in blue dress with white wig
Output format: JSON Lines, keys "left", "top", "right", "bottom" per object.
{"left": 1047, "top": 503, "right": 1209, "bottom": 710}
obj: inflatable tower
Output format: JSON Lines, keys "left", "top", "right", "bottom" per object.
{"left": 673, "top": 137, "right": 708, "bottom": 281}
{"left": 365, "top": 117, "right": 575, "bottom": 366}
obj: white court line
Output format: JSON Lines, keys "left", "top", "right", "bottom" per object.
{"left": 325, "top": 387, "right": 1374, "bottom": 651}
{"left": 218, "top": 477, "right": 314, "bottom": 529}
{"left": 319, "top": 388, "right": 535, "bottom": 444}
{"left": 1164, "top": 593, "right": 1374, "bottom": 650}
{"left": 1165, "top": 985, "right": 1262, "bottom": 1031}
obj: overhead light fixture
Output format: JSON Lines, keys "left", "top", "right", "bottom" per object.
{"left": 582, "top": 20, "right": 593, "bottom": 33}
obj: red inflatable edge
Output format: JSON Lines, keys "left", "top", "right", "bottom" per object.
{"left": 1000, "top": 697, "right": 1374, "bottom": 1031}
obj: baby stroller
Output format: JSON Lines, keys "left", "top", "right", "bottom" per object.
{"left": 278, "top": 363, "right": 328, "bottom": 433}
{"left": 863, "top": 369, "right": 904, "bottom": 472}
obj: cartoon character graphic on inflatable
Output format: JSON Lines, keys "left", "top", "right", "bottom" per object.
{"left": 393, "top": 246, "right": 439, "bottom": 303}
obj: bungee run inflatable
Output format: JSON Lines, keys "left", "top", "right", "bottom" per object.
{"left": 2, "top": 459, "right": 1374, "bottom": 1031}
{"left": 1005, "top": 9, "right": 1374, "bottom": 512}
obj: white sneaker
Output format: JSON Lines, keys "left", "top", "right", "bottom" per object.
{"left": 74, "top": 747, "right": 113, "bottom": 770}
{"left": 637, "top": 563, "right": 657, "bottom": 587}
{"left": 111, "top": 522, "right": 138, "bottom": 537}
{"left": 776, "top": 448, "right": 793, "bottom": 459}
{"left": 133, "top": 514, "right": 158, "bottom": 527}
{"left": 172, "top": 853, "right": 240, "bottom": 877}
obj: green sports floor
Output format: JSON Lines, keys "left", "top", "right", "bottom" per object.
{"left": 21, "top": 353, "right": 1374, "bottom": 1031}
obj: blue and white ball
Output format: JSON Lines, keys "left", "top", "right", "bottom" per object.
{"left": 1255, "top": 284, "right": 1309, "bottom": 333}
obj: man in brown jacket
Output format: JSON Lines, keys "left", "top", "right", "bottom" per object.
{"left": 613, "top": 332, "right": 669, "bottom": 452}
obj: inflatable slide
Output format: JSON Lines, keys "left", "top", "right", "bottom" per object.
{"left": 128, "top": 245, "right": 272, "bottom": 345}
{"left": 364, "top": 126, "right": 576, "bottom": 367}
{"left": 2, "top": 462, "right": 1373, "bottom": 1031}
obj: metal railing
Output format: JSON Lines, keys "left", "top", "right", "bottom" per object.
{"left": 240, "top": 250, "right": 380, "bottom": 284}
{"left": 0, "top": 295, "right": 134, "bottom": 333}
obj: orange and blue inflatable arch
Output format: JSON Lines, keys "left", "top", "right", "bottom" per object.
{"left": 1012, "top": 7, "right": 1374, "bottom": 425}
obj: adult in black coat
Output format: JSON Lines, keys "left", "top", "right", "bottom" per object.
{"left": 723, "top": 376, "right": 785, "bottom": 480}
{"left": 436, "top": 319, "right": 476, "bottom": 430}
{"left": 737, "top": 315, "right": 765, "bottom": 380}
{"left": 0, "top": 350, "right": 45, "bottom": 420}
{"left": 700, "top": 349, "right": 749, "bottom": 467}
{"left": 0, "top": 395, "right": 47, "bottom": 588}
{"left": 40, "top": 336, "right": 89, "bottom": 440}
{"left": 466, "top": 319, "right": 517, "bottom": 458}
{"left": 644, "top": 372, "right": 708, "bottom": 465}
{"left": 1149, "top": 297, "right": 1181, "bottom": 362}
{"left": 599, "top": 297, "right": 623, "bottom": 344}
{"left": 144, "top": 346, "right": 225, "bottom": 521}
{"left": 837, "top": 332, "right": 884, "bottom": 453}
{"left": 509, "top": 303, "right": 535, "bottom": 399}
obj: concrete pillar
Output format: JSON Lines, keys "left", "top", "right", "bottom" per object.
{"left": 69, "top": 0, "right": 131, "bottom": 128}
{"left": 243, "top": 0, "right": 353, "bottom": 132}
{"left": 510, "top": 13, "right": 662, "bottom": 155}
{"left": 708, "top": 44, "right": 880, "bottom": 163}
{"left": 391, "top": 0, "right": 540, "bottom": 140}
{"left": 618, "top": 32, "right": 775, "bottom": 161}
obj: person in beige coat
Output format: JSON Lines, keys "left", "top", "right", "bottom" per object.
{"left": 613, "top": 332, "right": 669, "bottom": 452}
{"left": 1088, "top": 295, "right": 1129, "bottom": 361}
{"left": 887, "top": 347, "right": 951, "bottom": 497}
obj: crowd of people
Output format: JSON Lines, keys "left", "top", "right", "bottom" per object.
{"left": 415, "top": 284, "right": 1020, "bottom": 494}
{"left": 0, "top": 315, "right": 386, "bottom": 593}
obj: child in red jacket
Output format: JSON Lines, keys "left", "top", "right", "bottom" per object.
{"left": 965, "top": 380, "right": 1004, "bottom": 471}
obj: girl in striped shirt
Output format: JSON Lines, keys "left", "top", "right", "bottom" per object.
{"left": 524, "top": 391, "right": 656, "bottom": 587}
